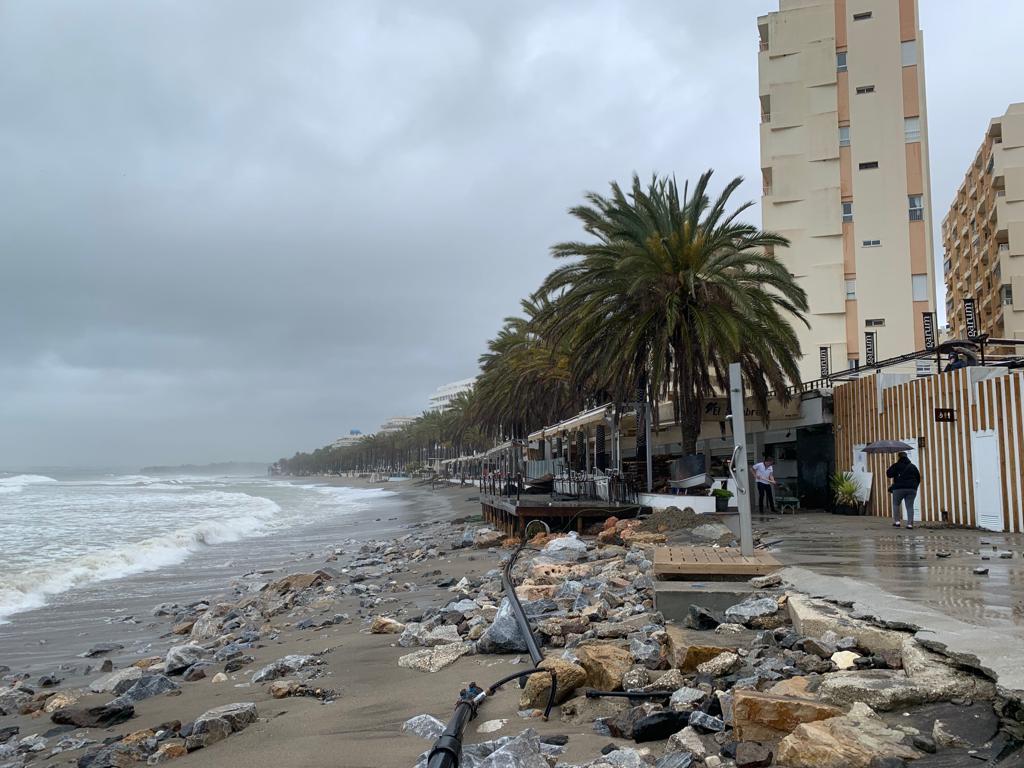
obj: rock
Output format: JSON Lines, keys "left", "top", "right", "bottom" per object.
{"left": 147, "top": 743, "right": 187, "bottom": 764}
{"left": 817, "top": 670, "right": 928, "bottom": 711}
{"left": 370, "top": 616, "right": 406, "bottom": 634}
{"left": 606, "top": 706, "right": 651, "bottom": 739}
{"left": 632, "top": 710, "right": 691, "bottom": 743}
{"left": 932, "top": 720, "right": 968, "bottom": 749}
{"left": 473, "top": 529, "right": 505, "bottom": 549}
{"left": 724, "top": 597, "right": 780, "bottom": 627}
{"left": 685, "top": 605, "right": 721, "bottom": 630}
{"left": 164, "top": 645, "right": 210, "bottom": 676}
{"left": 559, "top": 695, "right": 628, "bottom": 726}
{"left": 403, "top": 714, "right": 446, "bottom": 740}
{"left": 667, "top": 726, "right": 708, "bottom": 759}
{"left": 593, "top": 613, "right": 659, "bottom": 639}
{"left": 251, "top": 655, "right": 318, "bottom": 683}
{"left": 110, "top": 675, "right": 179, "bottom": 706}
{"left": 542, "top": 533, "right": 589, "bottom": 561}
{"left": 210, "top": 673, "right": 227, "bottom": 684}
{"left": 676, "top": 644, "right": 737, "bottom": 672}
{"left": 831, "top": 651, "right": 861, "bottom": 670}
{"left": 181, "top": 664, "right": 207, "bottom": 682}
{"left": 629, "top": 636, "right": 663, "bottom": 670}
{"left": 715, "top": 623, "right": 746, "bottom": 634}
{"left": 188, "top": 612, "right": 223, "bottom": 641}
{"left": 424, "top": 625, "right": 462, "bottom": 646}
{"left": 575, "top": 644, "right": 633, "bottom": 691}
{"left": 519, "top": 659, "right": 587, "bottom": 708}
{"left": 749, "top": 573, "right": 782, "bottom": 589}
{"left": 654, "top": 752, "right": 693, "bottom": 768}
{"left": 78, "top": 742, "right": 142, "bottom": 767}
{"left": 42, "top": 690, "right": 83, "bottom": 713}
{"left": 735, "top": 742, "right": 773, "bottom": 768}
{"left": 476, "top": 719, "right": 507, "bottom": 734}
{"left": 621, "top": 667, "right": 650, "bottom": 691}
{"left": 776, "top": 705, "right": 921, "bottom": 768}
{"left": 732, "top": 690, "right": 842, "bottom": 743}
{"left": 787, "top": 595, "right": 908, "bottom": 655}
{"left": 802, "top": 637, "right": 836, "bottom": 659}
{"left": 268, "top": 680, "right": 299, "bottom": 699}
{"left": 973, "top": 568, "right": 989, "bottom": 575}
{"left": 477, "top": 599, "right": 528, "bottom": 653}
{"left": 187, "top": 702, "right": 257, "bottom": 751}
{"left": 0, "top": 686, "right": 32, "bottom": 715}
{"left": 398, "top": 643, "right": 471, "bottom": 673}
{"left": 479, "top": 728, "right": 548, "bottom": 768}
{"left": 899, "top": 638, "right": 995, "bottom": 702}
{"left": 81, "top": 643, "right": 124, "bottom": 658}
{"left": 696, "top": 652, "right": 740, "bottom": 676}
{"left": 51, "top": 702, "right": 135, "bottom": 728}
{"left": 688, "top": 711, "right": 725, "bottom": 733}
{"left": 669, "top": 687, "right": 706, "bottom": 710}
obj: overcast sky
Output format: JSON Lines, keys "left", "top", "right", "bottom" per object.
{"left": 0, "top": 1, "right": 1019, "bottom": 468}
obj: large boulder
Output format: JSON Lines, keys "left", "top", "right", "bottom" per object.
{"left": 164, "top": 644, "right": 210, "bottom": 676}
{"left": 476, "top": 599, "right": 528, "bottom": 654}
{"left": 732, "top": 690, "right": 843, "bottom": 743}
{"left": 88, "top": 667, "right": 144, "bottom": 694}
{"left": 519, "top": 658, "right": 587, "bottom": 709}
{"left": 0, "top": 687, "right": 32, "bottom": 716}
{"left": 542, "top": 533, "right": 589, "bottom": 562}
{"left": 185, "top": 703, "right": 257, "bottom": 751}
{"left": 592, "top": 613, "right": 660, "bottom": 639}
{"left": 899, "top": 638, "right": 996, "bottom": 701}
{"left": 574, "top": 643, "right": 633, "bottom": 691}
{"left": 724, "top": 597, "right": 783, "bottom": 628}
{"left": 775, "top": 704, "right": 921, "bottom": 768}
{"left": 50, "top": 702, "right": 135, "bottom": 728}
{"left": 109, "top": 675, "right": 179, "bottom": 706}
{"left": 189, "top": 611, "right": 224, "bottom": 641}
{"left": 370, "top": 616, "right": 405, "bottom": 634}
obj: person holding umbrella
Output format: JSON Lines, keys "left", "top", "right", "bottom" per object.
{"left": 886, "top": 451, "right": 921, "bottom": 528}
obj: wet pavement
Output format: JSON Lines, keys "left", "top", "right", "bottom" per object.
{"left": 758, "top": 511, "right": 1024, "bottom": 690}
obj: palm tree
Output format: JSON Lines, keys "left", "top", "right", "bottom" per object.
{"left": 468, "top": 294, "right": 586, "bottom": 439}
{"left": 538, "top": 170, "right": 808, "bottom": 457}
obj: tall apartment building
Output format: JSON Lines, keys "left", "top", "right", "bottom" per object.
{"left": 758, "top": 0, "right": 936, "bottom": 382}
{"left": 943, "top": 103, "right": 1024, "bottom": 341}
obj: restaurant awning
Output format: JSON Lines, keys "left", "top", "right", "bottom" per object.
{"left": 527, "top": 403, "right": 615, "bottom": 442}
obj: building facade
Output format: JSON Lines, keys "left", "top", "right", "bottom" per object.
{"left": 427, "top": 377, "right": 476, "bottom": 412}
{"left": 758, "top": 0, "right": 936, "bottom": 381}
{"left": 377, "top": 416, "right": 417, "bottom": 434}
{"left": 943, "top": 103, "right": 1024, "bottom": 340}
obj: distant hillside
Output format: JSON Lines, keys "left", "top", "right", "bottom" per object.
{"left": 140, "top": 462, "right": 270, "bottom": 476}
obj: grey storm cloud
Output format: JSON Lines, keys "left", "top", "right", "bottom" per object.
{"left": 0, "top": 0, "right": 1020, "bottom": 467}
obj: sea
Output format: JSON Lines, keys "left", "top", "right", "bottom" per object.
{"left": 0, "top": 470, "right": 398, "bottom": 626}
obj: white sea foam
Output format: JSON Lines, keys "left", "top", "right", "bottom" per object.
{"left": 0, "top": 491, "right": 282, "bottom": 623}
{"left": 0, "top": 474, "right": 58, "bottom": 494}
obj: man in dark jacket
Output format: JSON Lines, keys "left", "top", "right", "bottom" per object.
{"left": 886, "top": 451, "right": 921, "bottom": 528}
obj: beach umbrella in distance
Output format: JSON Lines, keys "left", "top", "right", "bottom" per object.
{"left": 862, "top": 440, "right": 914, "bottom": 454}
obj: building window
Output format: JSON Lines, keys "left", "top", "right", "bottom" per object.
{"left": 855, "top": 85, "right": 875, "bottom": 94}
{"left": 837, "top": 51, "right": 847, "bottom": 72}
{"left": 849, "top": 358, "right": 860, "bottom": 369}
{"left": 853, "top": 11, "right": 873, "bottom": 20}
{"left": 904, "top": 117, "right": 921, "bottom": 142}
{"left": 862, "top": 239, "right": 881, "bottom": 247}
{"left": 845, "top": 279, "right": 857, "bottom": 299}
{"left": 912, "top": 274, "right": 929, "bottom": 301}
{"left": 900, "top": 41, "right": 917, "bottom": 67}
{"left": 865, "top": 318, "right": 885, "bottom": 327}
{"left": 859, "top": 161, "right": 879, "bottom": 170}
{"left": 1002, "top": 285, "right": 1014, "bottom": 306}
{"left": 909, "top": 195, "right": 924, "bottom": 221}
{"left": 839, "top": 125, "right": 850, "bottom": 146}
{"left": 986, "top": 156, "right": 994, "bottom": 174}
{"left": 842, "top": 201, "right": 853, "bottom": 222}
{"left": 916, "top": 361, "right": 931, "bottom": 376}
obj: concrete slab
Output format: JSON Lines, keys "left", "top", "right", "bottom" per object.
{"left": 654, "top": 580, "right": 754, "bottom": 620}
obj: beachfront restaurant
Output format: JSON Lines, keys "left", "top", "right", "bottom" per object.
{"left": 524, "top": 387, "right": 835, "bottom": 513}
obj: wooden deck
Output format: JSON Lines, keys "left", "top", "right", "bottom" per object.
{"left": 479, "top": 493, "right": 643, "bottom": 536}
{"left": 653, "top": 546, "right": 781, "bottom": 579}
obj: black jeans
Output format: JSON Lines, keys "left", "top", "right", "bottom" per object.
{"left": 757, "top": 482, "right": 776, "bottom": 514}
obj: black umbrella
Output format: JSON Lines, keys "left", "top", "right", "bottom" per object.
{"left": 863, "top": 440, "right": 914, "bottom": 454}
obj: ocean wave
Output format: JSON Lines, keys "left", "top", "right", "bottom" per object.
{"left": 0, "top": 474, "right": 58, "bottom": 494}
{"left": 0, "top": 493, "right": 282, "bottom": 623}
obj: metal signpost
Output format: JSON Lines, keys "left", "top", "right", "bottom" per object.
{"left": 728, "top": 362, "right": 754, "bottom": 557}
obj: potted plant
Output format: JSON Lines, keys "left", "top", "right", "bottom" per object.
{"left": 711, "top": 487, "right": 734, "bottom": 512}
{"left": 831, "top": 471, "right": 862, "bottom": 515}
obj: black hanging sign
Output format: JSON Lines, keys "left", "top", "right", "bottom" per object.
{"left": 923, "top": 312, "right": 936, "bottom": 350}
{"left": 819, "top": 346, "right": 830, "bottom": 377}
{"left": 964, "top": 298, "right": 978, "bottom": 339}
{"left": 865, "top": 332, "right": 877, "bottom": 366}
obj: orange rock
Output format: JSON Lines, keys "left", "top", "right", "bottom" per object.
{"left": 677, "top": 644, "right": 738, "bottom": 672}
{"left": 733, "top": 690, "right": 843, "bottom": 743}
{"left": 602, "top": 516, "right": 619, "bottom": 530}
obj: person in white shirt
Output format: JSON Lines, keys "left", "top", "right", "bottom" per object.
{"left": 751, "top": 457, "right": 777, "bottom": 514}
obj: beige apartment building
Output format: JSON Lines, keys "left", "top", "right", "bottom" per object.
{"left": 943, "top": 103, "right": 1024, "bottom": 341}
{"left": 758, "top": 0, "right": 936, "bottom": 382}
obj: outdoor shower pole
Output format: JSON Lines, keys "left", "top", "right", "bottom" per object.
{"left": 645, "top": 402, "right": 653, "bottom": 493}
{"left": 729, "top": 362, "right": 754, "bottom": 557}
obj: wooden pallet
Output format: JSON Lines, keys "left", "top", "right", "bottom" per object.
{"left": 653, "top": 546, "right": 781, "bottom": 579}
